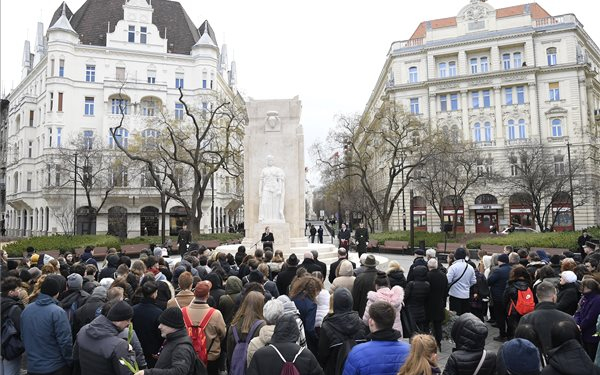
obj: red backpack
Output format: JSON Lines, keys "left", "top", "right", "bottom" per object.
{"left": 182, "top": 306, "right": 216, "bottom": 365}
{"left": 509, "top": 287, "right": 535, "bottom": 316}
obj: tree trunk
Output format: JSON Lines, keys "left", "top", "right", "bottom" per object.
{"left": 189, "top": 216, "right": 202, "bottom": 238}
{"left": 381, "top": 217, "right": 390, "bottom": 232}
{"left": 160, "top": 192, "right": 167, "bottom": 245}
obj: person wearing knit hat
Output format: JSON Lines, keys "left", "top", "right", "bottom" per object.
{"left": 446, "top": 247, "right": 477, "bottom": 316}
{"left": 30, "top": 253, "right": 39, "bottom": 265}
{"left": 67, "top": 273, "right": 84, "bottom": 290}
{"left": 560, "top": 270, "right": 577, "bottom": 284}
{"left": 499, "top": 338, "right": 541, "bottom": 375}
{"left": 21, "top": 276, "right": 73, "bottom": 374}
{"left": 183, "top": 280, "right": 226, "bottom": 374}
{"left": 556, "top": 270, "right": 580, "bottom": 315}
{"left": 75, "top": 300, "right": 133, "bottom": 375}
{"left": 136, "top": 307, "right": 202, "bottom": 374}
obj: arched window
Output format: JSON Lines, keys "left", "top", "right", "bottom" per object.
{"left": 110, "top": 95, "right": 130, "bottom": 115}
{"left": 109, "top": 128, "right": 129, "bottom": 149}
{"left": 484, "top": 122, "right": 492, "bottom": 142}
{"left": 518, "top": 119, "right": 526, "bottom": 139}
{"left": 451, "top": 125, "right": 460, "bottom": 143}
{"left": 507, "top": 120, "right": 516, "bottom": 140}
{"left": 408, "top": 66, "right": 418, "bottom": 83}
{"left": 503, "top": 53, "right": 511, "bottom": 70}
{"left": 141, "top": 97, "right": 161, "bottom": 117}
{"left": 551, "top": 119, "right": 562, "bottom": 137}
{"left": 547, "top": 47, "right": 557, "bottom": 65}
{"left": 473, "top": 123, "right": 481, "bottom": 142}
{"left": 142, "top": 129, "right": 159, "bottom": 149}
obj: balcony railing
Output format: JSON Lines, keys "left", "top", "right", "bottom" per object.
{"left": 533, "top": 14, "right": 581, "bottom": 28}
{"left": 390, "top": 38, "right": 425, "bottom": 52}
{"left": 504, "top": 138, "right": 531, "bottom": 146}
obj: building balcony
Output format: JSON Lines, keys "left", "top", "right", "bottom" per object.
{"left": 389, "top": 38, "right": 424, "bottom": 52}
{"left": 533, "top": 14, "right": 581, "bottom": 28}
{"left": 474, "top": 140, "right": 496, "bottom": 147}
{"left": 547, "top": 136, "right": 569, "bottom": 143}
{"left": 504, "top": 138, "right": 531, "bottom": 146}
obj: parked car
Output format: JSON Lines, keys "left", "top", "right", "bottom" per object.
{"left": 501, "top": 226, "right": 539, "bottom": 234}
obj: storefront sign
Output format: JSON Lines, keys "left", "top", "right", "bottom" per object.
{"left": 510, "top": 208, "right": 532, "bottom": 213}
{"left": 413, "top": 210, "right": 427, "bottom": 215}
{"left": 469, "top": 204, "right": 504, "bottom": 210}
{"left": 443, "top": 210, "right": 464, "bottom": 214}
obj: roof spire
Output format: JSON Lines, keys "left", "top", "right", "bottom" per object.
{"left": 62, "top": 1, "right": 67, "bottom": 16}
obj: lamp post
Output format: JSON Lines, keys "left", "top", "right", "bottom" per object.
{"left": 337, "top": 194, "right": 341, "bottom": 230}
{"left": 409, "top": 185, "right": 415, "bottom": 251}
{"left": 73, "top": 152, "right": 77, "bottom": 235}
{"left": 566, "top": 142, "right": 575, "bottom": 230}
{"left": 211, "top": 173, "right": 215, "bottom": 234}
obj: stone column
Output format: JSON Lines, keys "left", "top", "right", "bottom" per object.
{"left": 529, "top": 83, "right": 540, "bottom": 138}
{"left": 461, "top": 90, "right": 469, "bottom": 139}
{"left": 429, "top": 93, "right": 437, "bottom": 126}
{"left": 494, "top": 86, "right": 503, "bottom": 141}
{"left": 458, "top": 51, "right": 467, "bottom": 76}
{"left": 491, "top": 45, "right": 500, "bottom": 72}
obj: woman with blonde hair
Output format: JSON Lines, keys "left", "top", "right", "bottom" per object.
{"left": 290, "top": 275, "right": 323, "bottom": 355}
{"left": 27, "top": 274, "right": 48, "bottom": 303}
{"left": 397, "top": 334, "right": 440, "bottom": 375}
{"left": 227, "top": 291, "right": 266, "bottom": 370}
{"left": 387, "top": 260, "right": 407, "bottom": 288}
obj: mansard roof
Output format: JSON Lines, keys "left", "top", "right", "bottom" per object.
{"left": 49, "top": 0, "right": 216, "bottom": 55}
{"left": 409, "top": 2, "right": 552, "bottom": 40}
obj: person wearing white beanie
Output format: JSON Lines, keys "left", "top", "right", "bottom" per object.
{"left": 556, "top": 270, "right": 580, "bottom": 315}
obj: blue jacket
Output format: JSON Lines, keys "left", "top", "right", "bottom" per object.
{"left": 20, "top": 293, "right": 73, "bottom": 373}
{"left": 342, "top": 331, "right": 410, "bottom": 375}
{"left": 487, "top": 264, "right": 511, "bottom": 300}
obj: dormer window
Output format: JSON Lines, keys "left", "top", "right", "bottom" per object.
{"left": 128, "top": 26, "right": 135, "bottom": 43}
{"left": 140, "top": 27, "right": 147, "bottom": 44}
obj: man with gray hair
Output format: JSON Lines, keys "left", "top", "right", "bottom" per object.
{"left": 426, "top": 248, "right": 447, "bottom": 274}
{"left": 426, "top": 258, "right": 448, "bottom": 349}
{"left": 519, "top": 280, "right": 576, "bottom": 357}
{"left": 329, "top": 248, "right": 356, "bottom": 283}
{"left": 508, "top": 252, "right": 520, "bottom": 266}
{"left": 247, "top": 299, "right": 284, "bottom": 365}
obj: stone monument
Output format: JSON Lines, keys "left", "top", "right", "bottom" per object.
{"left": 242, "top": 97, "right": 308, "bottom": 253}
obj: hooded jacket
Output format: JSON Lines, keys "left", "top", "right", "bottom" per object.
{"left": 21, "top": 293, "right": 73, "bottom": 373}
{"left": 341, "top": 328, "right": 409, "bottom": 375}
{"left": 74, "top": 287, "right": 107, "bottom": 335}
{"left": 404, "top": 265, "right": 430, "bottom": 323}
{"left": 331, "top": 261, "right": 356, "bottom": 293}
{"left": 352, "top": 267, "right": 378, "bottom": 318}
{"left": 519, "top": 301, "right": 576, "bottom": 356}
{"left": 318, "top": 288, "right": 369, "bottom": 375}
{"left": 388, "top": 270, "right": 407, "bottom": 288}
{"left": 541, "top": 339, "right": 600, "bottom": 375}
{"left": 206, "top": 273, "right": 227, "bottom": 310}
{"left": 145, "top": 328, "right": 198, "bottom": 375}
{"left": 73, "top": 315, "right": 131, "bottom": 375}
{"left": 277, "top": 295, "right": 307, "bottom": 347}
{"left": 132, "top": 297, "right": 163, "bottom": 368}
{"left": 427, "top": 268, "right": 449, "bottom": 322}
{"left": 98, "top": 254, "right": 120, "bottom": 280}
{"left": 362, "top": 286, "right": 404, "bottom": 334}
{"left": 219, "top": 276, "right": 243, "bottom": 325}
{"left": 247, "top": 315, "right": 324, "bottom": 375}
{"left": 442, "top": 313, "right": 496, "bottom": 375}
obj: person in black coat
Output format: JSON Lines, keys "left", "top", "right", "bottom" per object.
{"left": 443, "top": 313, "right": 497, "bottom": 375}
{"left": 299, "top": 252, "right": 322, "bottom": 275}
{"left": 351, "top": 255, "right": 378, "bottom": 318}
{"left": 74, "top": 286, "right": 107, "bottom": 335}
{"left": 503, "top": 266, "right": 532, "bottom": 340}
{"left": 261, "top": 226, "right": 275, "bottom": 250}
{"left": 405, "top": 265, "right": 430, "bottom": 333}
{"left": 318, "top": 288, "right": 368, "bottom": 375}
{"left": 248, "top": 314, "right": 324, "bottom": 375}
{"left": 311, "top": 250, "right": 327, "bottom": 281}
{"left": 406, "top": 249, "right": 428, "bottom": 282}
{"left": 556, "top": 271, "right": 580, "bottom": 315}
{"left": 310, "top": 225, "right": 317, "bottom": 243}
{"left": 354, "top": 222, "right": 369, "bottom": 258}
{"left": 488, "top": 254, "right": 511, "bottom": 341}
{"left": 206, "top": 273, "right": 227, "bottom": 310}
{"left": 98, "top": 254, "right": 120, "bottom": 280}
{"left": 276, "top": 254, "right": 299, "bottom": 296}
{"left": 387, "top": 261, "right": 407, "bottom": 288}
{"left": 318, "top": 226, "right": 324, "bottom": 244}
{"left": 177, "top": 224, "right": 192, "bottom": 256}
{"left": 328, "top": 249, "right": 356, "bottom": 284}
{"left": 234, "top": 245, "right": 246, "bottom": 266}
{"left": 541, "top": 320, "right": 600, "bottom": 375}
{"left": 132, "top": 281, "right": 164, "bottom": 368}
{"left": 426, "top": 259, "right": 448, "bottom": 348}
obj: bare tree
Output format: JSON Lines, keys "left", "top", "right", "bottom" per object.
{"left": 110, "top": 88, "right": 246, "bottom": 237}
{"left": 503, "top": 144, "right": 590, "bottom": 231}
{"left": 44, "top": 135, "right": 116, "bottom": 234}
{"left": 313, "top": 103, "right": 430, "bottom": 232}
{"left": 414, "top": 134, "right": 494, "bottom": 236}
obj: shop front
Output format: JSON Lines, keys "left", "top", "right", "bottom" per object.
{"left": 509, "top": 193, "right": 535, "bottom": 229}
{"left": 470, "top": 194, "right": 503, "bottom": 233}
{"left": 442, "top": 196, "right": 464, "bottom": 233}
{"left": 552, "top": 192, "right": 574, "bottom": 231}
{"left": 412, "top": 196, "right": 428, "bottom": 232}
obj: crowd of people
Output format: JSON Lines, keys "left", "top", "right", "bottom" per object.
{"left": 1, "top": 235, "right": 600, "bottom": 375}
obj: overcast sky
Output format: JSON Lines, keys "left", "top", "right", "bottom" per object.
{"left": 2, "top": 0, "right": 599, "bottom": 186}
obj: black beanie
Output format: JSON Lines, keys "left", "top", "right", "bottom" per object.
{"left": 248, "top": 270, "right": 263, "bottom": 284}
{"left": 41, "top": 278, "right": 60, "bottom": 297}
{"left": 107, "top": 301, "right": 134, "bottom": 321}
{"left": 159, "top": 307, "right": 185, "bottom": 329}
{"left": 333, "top": 287, "right": 353, "bottom": 313}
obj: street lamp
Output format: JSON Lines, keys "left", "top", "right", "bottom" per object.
{"left": 337, "top": 194, "right": 341, "bottom": 230}
{"left": 566, "top": 142, "right": 575, "bottom": 230}
{"left": 409, "top": 185, "right": 415, "bottom": 251}
{"left": 73, "top": 152, "right": 77, "bottom": 235}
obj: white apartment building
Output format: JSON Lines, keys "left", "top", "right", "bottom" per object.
{"left": 5, "top": 0, "right": 243, "bottom": 237}
{"left": 362, "top": 0, "right": 600, "bottom": 233}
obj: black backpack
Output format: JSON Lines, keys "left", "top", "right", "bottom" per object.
{"left": 1, "top": 305, "right": 24, "bottom": 360}
{"left": 333, "top": 337, "right": 364, "bottom": 375}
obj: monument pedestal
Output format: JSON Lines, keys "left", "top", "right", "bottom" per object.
{"left": 242, "top": 222, "right": 308, "bottom": 254}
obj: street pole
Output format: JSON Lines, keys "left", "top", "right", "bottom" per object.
{"left": 402, "top": 170, "right": 406, "bottom": 231}
{"left": 73, "top": 153, "right": 77, "bottom": 235}
{"left": 409, "top": 188, "right": 415, "bottom": 251}
{"left": 566, "top": 142, "right": 575, "bottom": 230}
{"left": 337, "top": 195, "right": 341, "bottom": 230}
{"left": 211, "top": 174, "right": 215, "bottom": 234}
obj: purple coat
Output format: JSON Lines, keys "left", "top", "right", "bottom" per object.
{"left": 574, "top": 292, "right": 600, "bottom": 344}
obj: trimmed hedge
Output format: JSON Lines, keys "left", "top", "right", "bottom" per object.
{"left": 3, "top": 232, "right": 244, "bottom": 257}
{"left": 371, "top": 227, "right": 600, "bottom": 252}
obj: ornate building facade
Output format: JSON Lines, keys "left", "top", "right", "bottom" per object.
{"left": 362, "top": 1, "right": 600, "bottom": 232}
{"left": 5, "top": 0, "right": 243, "bottom": 237}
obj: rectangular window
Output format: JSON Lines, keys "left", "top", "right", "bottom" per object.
{"left": 502, "top": 54, "right": 511, "bottom": 70}
{"left": 83, "top": 130, "right": 94, "bottom": 149}
{"left": 50, "top": 92, "right": 54, "bottom": 111}
{"left": 484, "top": 122, "right": 492, "bottom": 142}
{"left": 554, "top": 156, "right": 565, "bottom": 175}
{"left": 202, "top": 79, "right": 207, "bottom": 89}
{"left": 128, "top": 26, "right": 135, "bottom": 43}
{"left": 175, "top": 74, "right": 184, "bottom": 89}
{"left": 116, "top": 67, "right": 125, "bottom": 81}
{"left": 175, "top": 103, "right": 184, "bottom": 120}
{"left": 57, "top": 128, "right": 62, "bottom": 148}
{"left": 140, "top": 26, "right": 147, "bottom": 44}
{"left": 438, "top": 62, "right": 447, "bottom": 78}
{"left": 483, "top": 90, "right": 491, "bottom": 108}
{"left": 470, "top": 58, "right": 478, "bottom": 74}
{"left": 27, "top": 172, "right": 32, "bottom": 192}
{"left": 84, "top": 97, "right": 94, "bottom": 115}
{"left": 518, "top": 120, "right": 526, "bottom": 139}
{"left": 440, "top": 95, "right": 448, "bottom": 112}
{"left": 551, "top": 119, "right": 563, "bottom": 137}
{"left": 549, "top": 82, "right": 560, "bottom": 101}
{"left": 29, "top": 110, "right": 34, "bottom": 126}
{"left": 410, "top": 98, "right": 420, "bottom": 114}
{"left": 448, "top": 61, "right": 457, "bottom": 77}
{"left": 472, "top": 92, "right": 480, "bottom": 109}
{"left": 450, "top": 94, "right": 459, "bottom": 111}
{"left": 513, "top": 52, "right": 522, "bottom": 68}
{"left": 505, "top": 87, "right": 513, "bottom": 105}
{"left": 480, "top": 57, "right": 489, "bottom": 73}
{"left": 58, "top": 92, "right": 63, "bottom": 112}
{"left": 508, "top": 121, "right": 516, "bottom": 140}
{"left": 28, "top": 141, "right": 33, "bottom": 158}
{"left": 50, "top": 59, "right": 55, "bottom": 76}
{"left": 111, "top": 99, "right": 128, "bottom": 115}
{"left": 48, "top": 128, "right": 53, "bottom": 147}
{"left": 516, "top": 86, "right": 525, "bottom": 104}
{"left": 59, "top": 59, "right": 64, "bottom": 77}
{"left": 147, "top": 70, "right": 156, "bottom": 84}
{"left": 85, "top": 65, "right": 95, "bottom": 82}
{"left": 408, "top": 67, "right": 418, "bottom": 83}
{"left": 55, "top": 166, "right": 60, "bottom": 186}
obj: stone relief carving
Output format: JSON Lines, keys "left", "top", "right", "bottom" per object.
{"left": 465, "top": 5, "right": 487, "bottom": 21}
{"left": 259, "top": 155, "right": 285, "bottom": 223}
{"left": 265, "top": 111, "right": 281, "bottom": 132}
